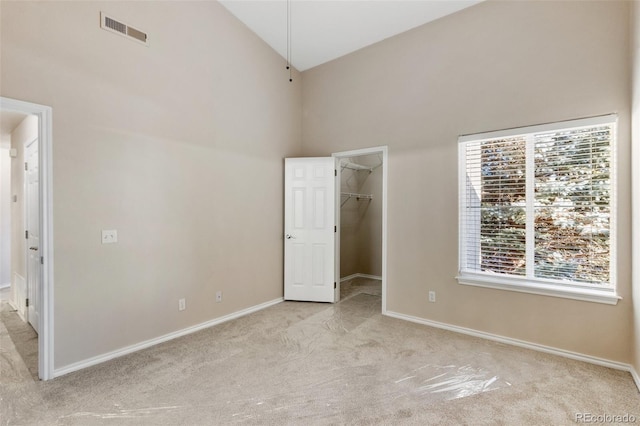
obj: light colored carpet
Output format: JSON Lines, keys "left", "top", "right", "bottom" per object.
{"left": 0, "top": 302, "right": 38, "bottom": 381}
{"left": 1, "top": 278, "right": 638, "bottom": 425}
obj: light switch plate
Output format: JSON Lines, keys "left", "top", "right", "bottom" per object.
{"left": 101, "top": 229, "right": 118, "bottom": 244}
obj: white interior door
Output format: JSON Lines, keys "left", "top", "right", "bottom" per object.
{"left": 25, "top": 138, "right": 39, "bottom": 333}
{"left": 284, "top": 158, "right": 335, "bottom": 302}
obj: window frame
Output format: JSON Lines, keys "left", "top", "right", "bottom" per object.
{"left": 457, "top": 114, "right": 620, "bottom": 305}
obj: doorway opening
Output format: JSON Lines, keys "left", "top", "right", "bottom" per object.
{"left": 0, "top": 97, "right": 54, "bottom": 380}
{"left": 333, "top": 146, "right": 387, "bottom": 313}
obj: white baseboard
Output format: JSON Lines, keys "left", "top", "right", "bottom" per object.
{"left": 8, "top": 300, "right": 26, "bottom": 323}
{"left": 385, "top": 310, "right": 639, "bottom": 391}
{"left": 7, "top": 299, "right": 18, "bottom": 312}
{"left": 12, "top": 273, "right": 26, "bottom": 321}
{"left": 54, "top": 297, "right": 284, "bottom": 378}
{"left": 340, "top": 273, "right": 382, "bottom": 282}
{"left": 0, "top": 283, "right": 10, "bottom": 290}
{"left": 631, "top": 366, "right": 640, "bottom": 393}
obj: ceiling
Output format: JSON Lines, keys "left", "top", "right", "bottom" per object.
{"left": 219, "top": 0, "right": 482, "bottom": 71}
{"left": 0, "top": 110, "right": 28, "bottom": 141}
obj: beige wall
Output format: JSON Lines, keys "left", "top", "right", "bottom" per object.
{"left": 303, "top": 1, "right": 632, "bottom": 363}
{"left": 339, "top": 154, "right": 382, "bottom": 278}
{"left": 632, "top": 0, "right": 640, "bottom": 381}
{"left": 1, "top": 1, "right": 302, "bottom": 368}
{"left": 1, "top": 0, "right": 635, "bottom": 374}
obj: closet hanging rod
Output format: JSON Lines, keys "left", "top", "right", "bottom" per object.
{"left": 340, "top": 192, "right": 373, "bottom": 207}
{"left": 341, "top": 192, "right": 373, "bottom": 200}
{"left": 341, "top": 192, "right": 373, "bottom": 198}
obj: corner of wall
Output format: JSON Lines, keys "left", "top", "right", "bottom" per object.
{"left": 631, "top": 0, "right": 640, "bottom": 392}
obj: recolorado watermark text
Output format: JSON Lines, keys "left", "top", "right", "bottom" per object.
{"left": 576, "top": 413, "right": 637, "bottom": 423}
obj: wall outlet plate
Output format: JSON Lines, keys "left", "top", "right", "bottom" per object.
{"left": 101, "top": 229, "right": 117, "bottom": 244}
{"left": 428, "top": 291, "right": 436, "bottom": 303}
{"left": 178, "top": 298, "right": 186, "bottom": 311}
{"left": 216, "top": 291, "right": 222, "bottom": 303}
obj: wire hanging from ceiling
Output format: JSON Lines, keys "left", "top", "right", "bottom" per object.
{"left": 286, "top": 0, "right": 292, "bottom": 82}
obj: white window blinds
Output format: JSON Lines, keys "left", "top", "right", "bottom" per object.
{"left": 533, "top": 125, "right": 612, "bottom": 285}
{"left": 461, "top": 136, "right": 527, "bottom": 277}
{"left": 459, "top": 115, "right": 616, "bottom": 292}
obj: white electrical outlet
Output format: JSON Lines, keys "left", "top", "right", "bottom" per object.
{"left": 178, "top": 298, "right": 186, "bottom": 311}
{"left": 216, "top": 291, "right": 222, "bottom": 303}
{"left": 101, "top": 229, "right": 118, "bottom": 244}
{"left": 428, "top": 291, "right": 436, "bottom": 303}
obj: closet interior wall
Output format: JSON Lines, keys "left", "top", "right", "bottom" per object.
{"left": 340, "top": 154, "right": 382, "bottom": 278}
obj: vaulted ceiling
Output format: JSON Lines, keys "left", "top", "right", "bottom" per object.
{"left": 219, "top": 0, "right": 482, "bottom": 71}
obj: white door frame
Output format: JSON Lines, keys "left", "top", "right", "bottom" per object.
{"left": 0, "top": 96, "right": 54, "bottom": 380}
{"left": 332, "top": 146, "right": 388, "bottom": 313}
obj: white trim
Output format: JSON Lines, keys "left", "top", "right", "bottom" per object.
{"left": 609, "top": 119, "right": 619, "bottom": 299}
{"left": 7, "top": 299, "right": 19, "bottom": 313}
{"left": 0, "top": 283, "right": 10, "bottom": 289}
{"left": 0, "top": 97, "right": 54, "bottom": 381}
{"left": 340, "top": 273, "right": 382, "bottom": 282}
{"left": 457, "top": 274, "right": 620, "bottom": 305}
{"left": 54, "top": 297, "right": 283, "bottom": 378}
{"left": 458, "top": 142, "right": 467, "bottom": 272}
{"left": 631, "top": 367, "right": 640, "bottom": 393}
{"left": 332, "top": 146, "right": 388, "bottom": 313}
{"left": 12, "top": 272, "right": 26, "bottom": 321}
{"left": 334, "top": 157, "right": 342, "bottom": 303}
{"left": 385, "top": 310, "right": 638, "bottom": 384}
{"left": 459, "top": 114, "right": 618, "bottom": 143}
{"left": 632, "top": 6, "right": 640, "bottom": 396}
{"left": 525, "top": 134, "right": 534, "bottom": 278}
{"left": 458, "top": 115, "right": 618, "bottom": 304}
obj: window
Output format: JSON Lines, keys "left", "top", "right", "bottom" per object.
{"left": 458, "top": 115, "right": 619, "bottom": 304}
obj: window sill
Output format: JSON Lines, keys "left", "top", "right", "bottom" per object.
{"left": 456, "top": 273, "right": 621, "bottom": 305}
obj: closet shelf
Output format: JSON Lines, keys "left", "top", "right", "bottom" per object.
{"left": 341, "top": 161, "right": 374, "bottom": 173}
{"left": 341, "top": 192, "right": 373, "bottom": 207}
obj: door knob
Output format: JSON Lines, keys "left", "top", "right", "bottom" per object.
{"left": 285, "top": 234, "right": 296, "bottom": 240}
{"left": 29, "top": 246, "right": 38, "bottom": 251}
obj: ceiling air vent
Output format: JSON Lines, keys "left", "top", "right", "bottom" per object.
{"left": 100, "top": 12, "right": 148, "bottom": 46}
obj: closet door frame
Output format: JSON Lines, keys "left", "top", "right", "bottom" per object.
{"left": 1, "top": 96, "right": 55, "bottom": 380}
{"left": 332, "top": 146, "right": 388, "bottom": 313}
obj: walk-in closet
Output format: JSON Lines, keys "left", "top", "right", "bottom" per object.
{"left": 338, "top": 153, "right": 383, "bottom": 300}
